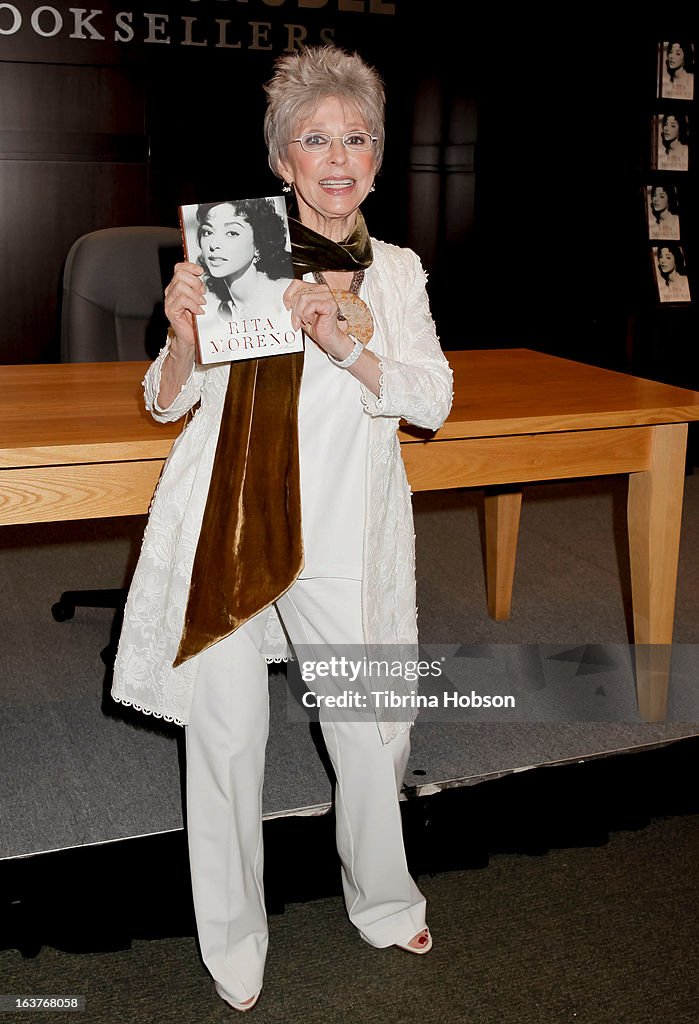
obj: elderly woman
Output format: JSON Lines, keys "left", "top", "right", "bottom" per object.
{"left": 112, "top": 44, "right": 452, "bottom": 1013}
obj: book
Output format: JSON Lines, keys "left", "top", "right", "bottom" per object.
{"left": 178, "top": 195, "right": 303, "bottom": 365}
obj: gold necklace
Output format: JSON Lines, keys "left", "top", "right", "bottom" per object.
{"left": 312, "top": 269, "right": 374, "bottom": 345}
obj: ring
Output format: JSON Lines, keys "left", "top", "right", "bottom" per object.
{"left": 301, "top": 287, "right": 314, "bottom": 295}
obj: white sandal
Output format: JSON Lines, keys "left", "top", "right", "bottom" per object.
{"left": 394, "top": 927, "right": 432, "bottom": 955}
{"left": 226, "top": 991, "right": 260, "bottom": 1013}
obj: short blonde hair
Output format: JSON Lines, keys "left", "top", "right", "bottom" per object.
{"left": 263, "top": 45, "right": 385, "bottom": 178}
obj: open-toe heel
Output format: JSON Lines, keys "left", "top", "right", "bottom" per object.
{"left": 394, "top": 927, "right": 432, "bottom": 955}
{"left": 227, "top": 991, "right": 261, "bottom": 1013}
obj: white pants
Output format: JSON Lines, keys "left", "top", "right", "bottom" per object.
{"left": 184, "top": 578, "right": 426, "bottom": 1006}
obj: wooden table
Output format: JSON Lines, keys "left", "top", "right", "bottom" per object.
{"left": 2, "top": 349, "right": 699, "bottom": 719}
{"left": 0, "top": 361, "right": 177, "bottom": 524}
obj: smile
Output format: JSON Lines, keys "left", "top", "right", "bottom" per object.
{"left": 319, "top": 178, "right": 354, "bottom": 188}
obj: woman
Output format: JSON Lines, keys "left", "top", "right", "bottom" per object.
{"left": 195, "top": 197, "right": 293, "bottom": 324}
{"left": 646, "top": 183, "right": 680, "bottom": 240}
{"left": 661, "top": 40, "right": 694, "bottom": 100}
{"left": 112, "top": 44, "right": 453, "bottom": 1013}
{"left": 656, "top": 112, "right": 689, "bottom": 171}
{"left": 655, "top": 242, "right": 691, "bottom": 302}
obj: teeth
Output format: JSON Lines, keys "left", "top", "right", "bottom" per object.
{"left": 320, "top": 179, "right": 353, "bottom": 186}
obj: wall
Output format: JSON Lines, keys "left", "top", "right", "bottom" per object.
{"left": 0, "top": 7, "right": 696, "bottom": 382}
{"left": 0, "top": 0, "right": 476, "bottom": 363}
{"left": 468, "top": 26, "right": 698, "bottom": 383}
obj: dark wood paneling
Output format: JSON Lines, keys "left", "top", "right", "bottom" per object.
{"left": 0, "top": 132, "right": 148, "bottom": 161}
{"left": 0, "top": 62, "right": 147, "bottom": 363}
{"left": 1, "top": 162, "right": 147, "bottom": 363}
{"left": 0, "top": 8, "right": 419, "bottom": 365}
{"left": 1, "top": 11, "right": 696, "bottom": 372}
{"left": 0, "top": 63, "right": 144, "bottom": 132}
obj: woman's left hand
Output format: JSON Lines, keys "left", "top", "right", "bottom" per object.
{"left": 283, "top": 280, "right": 355, "bottom": 362}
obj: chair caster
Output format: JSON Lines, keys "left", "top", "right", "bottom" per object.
{"left": 51, "top": 600, "right": 75, "bottom": 622}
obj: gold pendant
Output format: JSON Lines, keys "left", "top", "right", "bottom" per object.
{"left": 330, "top": 289, "right": 374, "bottom": 346}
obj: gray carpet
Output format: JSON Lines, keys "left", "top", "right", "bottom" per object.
{"left": 1, "top": 474, "right": 698, "bottom": 1023}
{"left": 1, "top": 812, "right": 697, "bottom": 1023}
{"left": 1, "top": 474, "right": 698, "bottom": 858}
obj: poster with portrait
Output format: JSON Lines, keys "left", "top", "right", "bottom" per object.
{"left": 651, "top": 244, "right": 691, "bottom": 304}
{"left": 178, "top": 195, "right": 302, "bottom": 365}
{"left": 645, "top": 183, "right": 681, "bottom": 240}
{"left": 657, "top": 40, "right": 695, "bottom": 101}
{"left": 650, "top": 112, "right": 690, "bottom": 171}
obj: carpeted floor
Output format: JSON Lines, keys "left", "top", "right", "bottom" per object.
{"left": 2, "top": 809, "right": 698, "bottom": 1024}
{"left": 1, "top": 471, "right": 698, "bottom": 1021}
{"left": 2, "top": 474, "right": 698, "bottom": 859}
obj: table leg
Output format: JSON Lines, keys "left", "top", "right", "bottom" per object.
{"left": 485, "top": 487, "right": 523, "bottom": 621}
{"left": 627, "top": 422, "right": 688, "bottom": 721}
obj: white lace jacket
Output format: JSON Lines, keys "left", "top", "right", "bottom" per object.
{"left": 111, "top": 239, "right": 453, "bottom": 743}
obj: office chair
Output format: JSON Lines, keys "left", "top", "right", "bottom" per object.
{"left": 52, "top": 225, "right": 182, "bottom": 623}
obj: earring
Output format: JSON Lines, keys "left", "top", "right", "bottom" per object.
{"left": 369, "top": 182, "right": 376, "bottom": 193}
{"left": 282, "top": 182, "right": 292, "bottom": 194}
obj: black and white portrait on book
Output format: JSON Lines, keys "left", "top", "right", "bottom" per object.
{"left": 651, "top": 112, "right": 690, "bottom": 171}
{"left": 645, "top": 183, "right": 681, "bottom": 240}
{"left": 179, "top": 195, "right": 302, "bottom": 364}
{"left": 187, "top": 196, "right": 293, "bottom": 324}
{"left": 652, "top": 243, "right": 691, "bottom": 304}
{"left": 657, "top": 40, "right": 695, "bottom": 101}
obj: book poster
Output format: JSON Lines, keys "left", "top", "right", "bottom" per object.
{"left": 652, "top": 244, "right": 692, "bottom": 303}
{"left": 650, "top": 112, "right": 690, "bottom": 171}
{"left": 645, "top": 183, "right": 681, "bottom": 240}
{"left": 657, "top": 40, "right": 695, "bottom": 101}
{"left": 179, "top": 196, "right": 302, "bottom": 365}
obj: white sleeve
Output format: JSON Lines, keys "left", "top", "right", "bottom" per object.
{"left": 360, "top": 250, "right": 453, "bottom": 431}
{"left": 143, "top": 335, "right": 206, "bottom": 422}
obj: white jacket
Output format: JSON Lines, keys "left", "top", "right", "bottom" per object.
{"left": 111, "top": 239, "right": 453, "bottom": 742}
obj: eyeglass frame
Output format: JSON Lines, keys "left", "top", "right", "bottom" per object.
{"left": 288, "top": 131, "right": 378, "bottom": 154}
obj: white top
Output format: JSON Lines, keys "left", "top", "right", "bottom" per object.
{"left": 298, "top": 275, "right": 372, "bottom": 579}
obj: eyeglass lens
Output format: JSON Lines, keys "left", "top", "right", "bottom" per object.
{"left": 298, "top": 132, "right": 374, "bottom": 152}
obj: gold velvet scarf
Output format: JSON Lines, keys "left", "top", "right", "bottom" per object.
{"left": 174, "top": 210, "right": 373, "bottom": 666}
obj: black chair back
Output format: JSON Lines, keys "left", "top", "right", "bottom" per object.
{"left": 61, "top": 226, "right": 182, "bottom": 362}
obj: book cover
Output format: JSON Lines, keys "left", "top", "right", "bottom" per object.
{"left": 651, "top": 244, "right": 692, "bottom": 304}
{"left": 178, "top": 195, "right": 303, "bottom": 365}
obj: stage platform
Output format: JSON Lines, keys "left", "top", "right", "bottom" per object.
{"left": 1, "top": 476, "right": 698, "bottom": 862}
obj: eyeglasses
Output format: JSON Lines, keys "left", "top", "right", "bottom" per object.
{"left": 289, "top": 131, "right": 377, "bottom": 154}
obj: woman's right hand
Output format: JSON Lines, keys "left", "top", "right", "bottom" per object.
{"left": 156, "top": 262, "right": 204, "bottom": 409}
{"left": 163, "top": 261, "right": 206, "bottom": 349}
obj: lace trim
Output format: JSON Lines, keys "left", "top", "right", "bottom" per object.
{"left": 360, "top": 355, "right": 385, "bottom": 414}
{"left": 112, "top": 657, "right": 289, "bottom": 724}
{"left": 111, "top": 692, "right": 185, "bottom": 727}
{"left": 143, "top": 361, "right": 161, "bottom": 415}
{"left": 148, "top": 341, "right": 195, "bottom": 416}
{"left": 377, "top": 716, "right": 414, "bottom": 745}
{"left": 111, "top": 689, "right": 411, "bottom": 743}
